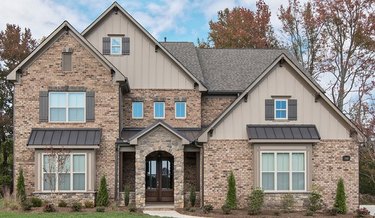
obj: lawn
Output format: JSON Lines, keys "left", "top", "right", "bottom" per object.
{"left": 0, "top": 211, "right": 156, "bottom": 218}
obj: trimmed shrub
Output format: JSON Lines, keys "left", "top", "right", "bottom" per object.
{"left": 43, "top": 203, "right": 56, "bottom": 212}
{"left": 124, "top": 185, "right": 130, "bottom": 207}
{"left": 21, "top": 199, "right": 32, "bottom": 211}
{"left": 334, "top": 178, "right": 347, "bottom": 214}
{"left": 71, "top": 202, "right": 82, "bottom": 212}
{"left": 58, "top": 200, "right": 67, "bottom": 207}
{"left": 306, "top": 188, "right": 323, "bottom": 213}
{"left": 96, "top": 207, "right": 105, "bottom": 212}
{"left": 189, "top": 186, "right": 196, "bottom": 207}
{"left": 84, "top": 200, "right": 94, "bottom": 208}
{"left": 96, "top": 176, "right": 109, "bottom": 207}
{"left": 226, "top": 171, "right": 237, "bottom": 209}
{"left": 305, "top": 210, "right": 314, "bottom": 216}
{"left": 203, "top": 204, "right": 213, "bottom": 213}
{"left": 30, "top": 197, "right": 43, "bottom": 207}
{"left": 281, "top": 193, "right": 295, "bottom": 213}
{"left": 221, "top": 204, "right": 231, "bottom": 214}
{"left": 248, "top": 188, "right": 264, "bottom": 215}
{"left": 16, "top": 169, "right": 26, "bottom": 203}
{"left": 356, "top": 207, "right": 370, "bottom": 217}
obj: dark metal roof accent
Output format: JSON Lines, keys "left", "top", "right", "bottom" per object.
{"left": 28, "top": 128, "right": 102, "bottom": 146}
{"left": 247, "top": 124, "right": 320, "bottom": 140}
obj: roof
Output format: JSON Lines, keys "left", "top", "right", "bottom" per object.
{"left": 247, "top": 124, "right": 320, "bottom": 141}
{"left": 27, "top": 128, "right": 102, "bottom": 148}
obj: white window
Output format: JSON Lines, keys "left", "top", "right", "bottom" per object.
{"left": 154, "top": 102, "right": 165, "bottom": 119}
{"left": 111, "top": 37, "right": 121, "bottom": 55}
{"left": 49, "top": 92, "right": 85, "bottom": 122}
{"left": 275, "top": 99, "right": 288, "bottom": 119}
{"left": 260, "top": 152, "right": 305, "bottom": 191}
{"left": 132, "top": 102, "right": 143, "bottom": 119}
{"left": 175, "top": 101, "right": 186, "bottom": 119}
{"left": 43, "top": 154, "right": 86, "bottom": 192}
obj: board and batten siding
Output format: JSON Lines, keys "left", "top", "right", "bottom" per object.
{"left": 84, "top": 12, "right": 195, "bottom": 90}
{"left": 211, "top": 64, "right": 351, "bottom": 140}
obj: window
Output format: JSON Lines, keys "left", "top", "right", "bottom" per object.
{"left": 175, "top": 101, "right": 186, "bottom": 119}
{"left": 43, "top": 154, "right": 86, "bottom": 191}
{"left": 111, "top": 37, "right": 121, "bottom": 55}
{"left": 154, "top": 102, "right": 165, "bottom": 119}
{"left": 275, "top": 99, "right": 288, "bottom": 119}
{"left": 49, "top": 92, "right": 85, "bottom": 122}
{"left": 261, "top": 152, "right": 305, "bottom": 191}
{"left": 132, "top": 102, "right": 143, "bottom": 119}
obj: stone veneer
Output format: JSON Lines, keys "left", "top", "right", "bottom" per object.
{"left": 33, "top": 192, "right": 95, "bottom": 206}
{"left": 135, "top": 126, "right": 184, "bottom": 208}
{"left": 13, "top": 32, "right": 119, "bottom": 200}
{"left": 201, "top": 95, "right": 236, "bottom": 127}
{"left": 123, "top": 89, "right": 201, "bottom": 128}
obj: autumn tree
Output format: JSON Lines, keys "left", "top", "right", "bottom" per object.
{"left": 279, "top": 0, "right": 323, "bottom": 76}
{"left": 208, "top": 0, "right": 278, "bottom": 48}
{"left": 0, "top": 24, "right": 37, "bottom": 195}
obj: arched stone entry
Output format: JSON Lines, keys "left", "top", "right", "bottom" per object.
{"left": 145, "top": 151, "right": 174, "bottom": 202}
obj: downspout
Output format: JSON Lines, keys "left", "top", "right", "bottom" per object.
{"left": 115, "top": 82, "right": 124, "bottom": 203}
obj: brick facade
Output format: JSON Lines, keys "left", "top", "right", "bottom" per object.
{"left": 201, "top": 95, "right": 236, "bottom": 127}
{"left": 13, "top": 32, "right": 119, "bottom": 200}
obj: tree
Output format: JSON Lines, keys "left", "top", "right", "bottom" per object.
{"left": 96, "top": 176, "right": 109, "bottom": 207}
{"left": 208, "top": 0, "right": 278, "bottom": 48}
{"left": 16, "top": 168, "right": 26, "bottom": 203}
{"left": 334, "top": 178, "right": 347, "bottom": 214}
{"left": 279, "top": 0, "right": 323, "bottom": 76}
{"left": 226, "top": 171, "right": 237, "bottom": 209}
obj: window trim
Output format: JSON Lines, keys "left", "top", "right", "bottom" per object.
{"left": 274, "top": 99, "right": 288, "bottom": 120}
{"left": 154, "top": 102, "right": 165, "bottom": 119}
{"left": 110, "top": 37, "right": 122, "bottom": 55}
{"left": 132, "top": 101, "right": 144, "bottom": 119}
{"left": 175, "top": 101, "right": 186, "bottom": 119}
{"left": 48, "top": 92, "right": 86, "bottom": 123}
{"left": 42, "top": 153, "right": 87, "bottom": 193}
{"left": 260, "top": 151, "right": 306, "bottom": 193}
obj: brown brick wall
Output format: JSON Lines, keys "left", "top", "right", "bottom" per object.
{"left": 123, "top": 89, "right": 201, "bottom": 128}
{"left": 201, "top": 95, "right": 236, "bottom": 127}
{"left": 121, "top": 152, "right": 135, "bottom": 192}
{"left": 184, "top": 152, "right": 199, "bottom": 192}
{"left": 13, "top": 32, "right": 119, "bottom": 199}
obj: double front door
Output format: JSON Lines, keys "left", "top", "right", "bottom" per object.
{"left": 145, "top": 152, "right": 174, "bottom": 202}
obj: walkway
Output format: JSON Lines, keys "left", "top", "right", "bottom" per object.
{"left": 144, "top": 210, "right": 206, "bottom": 218}
{"left": 360, "top": 205, "right": 375, "bottom": 215}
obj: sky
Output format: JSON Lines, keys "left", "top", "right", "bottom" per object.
{"left": 0, "top": 0, "right": 294, "bottom": 43}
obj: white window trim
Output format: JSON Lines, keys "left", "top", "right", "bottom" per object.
{"left": 110, "top": 37, "right": 122, "bottom": 55}
{"left": 274, "top": 99, "right": 288, "bottom": 120}
{"left": 132, "top": 102, "right": 144, "bottom": 119}
{"left": 260, "top": 151, "right": 306, "bottom": 193}
{"left": 154, "top": 102, "right": 165, "bottom": 119}
{"left": 42, "top": 153, "right": 87, "bottom": 193}
{"left": 175, "top": 101, "right": 186, "bottom": 119}
{"left": 48, "top": 92, "right": 86, "bottom": 123}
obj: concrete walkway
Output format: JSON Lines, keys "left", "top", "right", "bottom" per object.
{"left": 143, "top": 210, "right": 206, "bottom": 218}
{"left": 360, "top": 205, "right": 375, "bottom": 215}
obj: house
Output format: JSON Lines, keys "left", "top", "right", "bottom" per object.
{"left": 7, "top": 2, "right": 363, "bottom": 211}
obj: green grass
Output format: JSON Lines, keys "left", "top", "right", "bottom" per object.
{"left": 0, "top": 211, "right": 155, "bottom": 218}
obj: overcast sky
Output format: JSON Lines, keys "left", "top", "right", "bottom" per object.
{"left": 0, "top": 0, "right": 296, "bottom": 43}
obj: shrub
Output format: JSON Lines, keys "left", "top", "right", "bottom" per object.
{"left": 189, "top": 186, "right": 196, "bottom": 207}
{"left": 21, "top": 199, "right": 32, "bottom": 211}
{"left": 356, "top": 207, "right": 370, "bottom": 217}
{"left": 325, "top": 207, "right": 338, "bottom": 216}
{"left": 16, "top": 169, "right": 26, "bottom": 203}
{"left": 248, "top": 188, "right": 264, "bottom": 215}
{"left": 3, "top": 198, "right": 19, "bottom": 211}
{"left": 128, "top": 204, "right": 137, "bottom": 212}
{"left": 273, "top": 211, "right": 281, "bottom": 216}
{"left": 188, "top": 207, "right": 196, "bottom": 212}
{"left": 96, "top": 207, "right": 105, "bottom": 212}
{"left": 58, "top": 200, "right": 67, "bottom": 207}
{"left": 84, "top": 200, "right": 94, "bottom": 208}
{"left": 334, "top": 178, "right": 347, "bottom": 214}
{"left": 124, "top": 185, "right": 130, "bottom": 206}
{"left": 43, "top": 203, "right": 56, "bottom": 212}
{"left": 226, "top": 171, "right": 237, "bottom": 209}
{"left": 30, "top": 197, "right": 43, "bottom": 207}
{"left": 71, "top": 202, "right": 82, "bottom": 212}
{"left": 281, "top": 193, "right": 295, "bottom": 213}
{"left": 305, "top": 210, "right": 314, "bottom": 216}
{"left": 203, "top": 204, "right": 213, "bottom": 213}
{"left": 306, "top": 188, "right": 324, "bottom": 213}
{"left": 221, "top": 204, "right": 231, "bottom": 214}
{"left": 96, "top": 176, "right": 109, "bottom": 207}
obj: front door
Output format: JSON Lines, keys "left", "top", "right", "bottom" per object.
{"left": 146, "top": 152, "right": 174, "bottom": 202}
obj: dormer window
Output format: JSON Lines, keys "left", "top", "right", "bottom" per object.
{"left": 102, "top": 37, "right": 130, "bottom": 55}
{"left": 110, "top": 37, "right": 122, "bottom": 55}
{"left": 265, "top": 98, "right": 297, "bottom": 121}
{"left": 275, "top": 99, "right": 287, "bottom": 119}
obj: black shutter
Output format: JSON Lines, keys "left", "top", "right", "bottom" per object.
{"left": 102, "top": 37, "right": 110, "bottom": 55}
{"left": 288, "top": 99, "right": 297, "bottom": 120}
{"left": 122, "top": 37, "right": 130, "bottom": 55}
{"left": 39, "top": 91, "right": 48, "bottom": 122}
{"left": 265, "top": 99, "right": 274, "bottom": 120}
{"left": 86, "top": 91, "right": 95, "bottom": 121}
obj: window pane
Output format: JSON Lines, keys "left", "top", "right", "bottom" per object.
{"left": 73, "top": 155, "right": 85, "bottom": 172}
{"left": 132, "top": 102, "right": 143, "bottom": 118}
{"left": 58, "top": 155, "right": 70, "bottom": 173}
{"left": 43, "top": 155, "right": 56, "bottom": 173}
{"left": 43, "top": 173, "right": 56, "bottom": 191}
{"left": 73, "top": 173, "right": 85, "bottom": 190}
{"left": 276, "top": 110, "right": 286, "bottom": 118}
{"left": 154, "top": 102, "right": 165, "bottom": 118}
{"left": 111, "top": 38, "right": 121, "bottom": 54}
{"left": 68, "top": 108, "right": 84, "bottom": 121}
{"left": 50, "top": 108, "right": 66, "bottom": 121}
{"left": 276, "top": 100, "right": 286, "bottom": 109}
{"left": 277, "top": 153, "right": 289, "bottom": 171}
{"left": 50, "top": 93, "right": 66, "bottom": 107}
{"left": 262, "top": 153, "right": 274, "bottom": 171}
{"left": 277, "top": 172, "right": 289, "bottom": 190}
{"left": 68, "top": 93, "right": 84, "bottom": 107}
{"left": 292, "top": 172, "right": 305, "bottom": 190}
{"left": 292, "top": 153, "right": 305, "bottom": 171}
{"left": 111, "top": 38, "right": 121, "bottom": 46}
{"left": 175, "top": 102, "right": 186, "bottom": 118}
{"left": 58, "top": 173, "right": 70, "bottom": 190}
{"left": 262, "top": 172, "right": 274, "bottom": 190}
